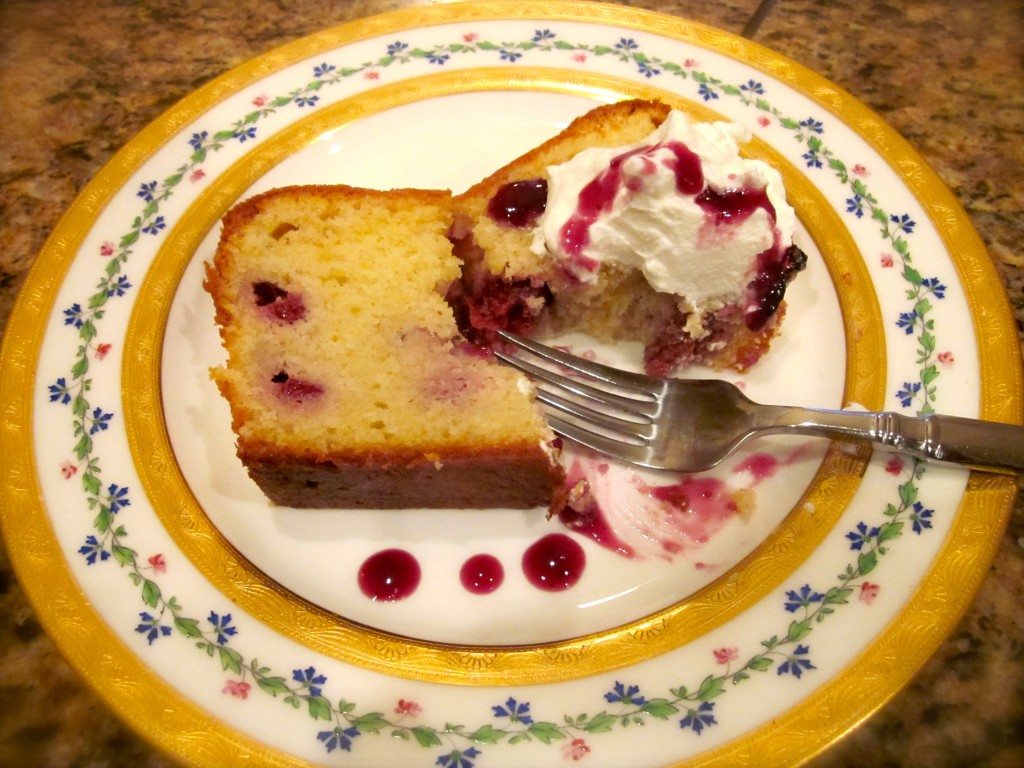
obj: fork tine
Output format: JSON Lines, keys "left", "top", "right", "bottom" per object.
{"left": 534, "top": 386, "right": 654, "bottom": 438}
{"left": 495, "top": 348, "right": 657, "bottom": 418}
{"left": 545, "top": 414, "right": 653, "bottom": 466}
{"left": 497, "top": 331, "right": 659, "bottom": 398}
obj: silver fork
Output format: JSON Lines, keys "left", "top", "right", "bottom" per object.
{"left": 495, "top": 331, "right": 1024, "bottom": 475}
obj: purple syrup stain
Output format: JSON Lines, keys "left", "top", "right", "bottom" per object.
{"left": 460, "top": 554, "right": 505, "bottom": 595}
{"left": 643, "top": 476, "right": 737, "bottom": 545}
{"left": 487, "top": 178, "right": 548, "bottom": 228}
{"left": 358, "top": 549, "right": 421, "bottom": 602}
{"left": 522, "top": 533, "right": 586, "bottom": 592}
{"left": 558, "top": 462, "right": 635, "bottom": 558}
{"left": 251, "top": 280, "right": 307, "bottom": 323}
{"left": 558, "top": 503, "right": 634, "bottom": 558}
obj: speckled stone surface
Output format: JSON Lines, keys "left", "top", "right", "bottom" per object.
{"left": 1, "top": 0, "right": 1021, "bottom": 766}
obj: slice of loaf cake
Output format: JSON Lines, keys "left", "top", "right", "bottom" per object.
{"left": 205, "top": 185, "right": 563, "bottom": 509}
{"left": 448, "top": 99, "right": 806, "bottom": 376}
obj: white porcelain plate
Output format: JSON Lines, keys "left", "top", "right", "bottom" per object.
{"left": 2, "top": 2, "right": 1020, "bottom": 767}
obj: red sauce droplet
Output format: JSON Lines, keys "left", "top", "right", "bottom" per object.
{"left": 522, "top": 534, "right": 586, "bottom": 591}
{"left": 460, "top": 554, "right": 505, "bottom": 594}
{"left": 487, "top": 178, "right": 548, "bottom": 228}
{"left": 358, "top": 549, "right": 421, "bottom": 601}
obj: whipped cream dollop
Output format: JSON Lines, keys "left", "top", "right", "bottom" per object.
{"left": 533, "top": 111, "right": 796, "bottom": 323}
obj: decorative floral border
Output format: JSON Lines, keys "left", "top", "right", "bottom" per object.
{"left": 46, "top": 27, "right": 951, "bottom": 766}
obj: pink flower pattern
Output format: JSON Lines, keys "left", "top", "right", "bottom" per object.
{"left": 60, "top": 461, "right": 78, "bottom": 479}
{"left": 859, "top": 582, "right": 880, "bottom": 604}
{"left": 885, "top": 456, "right": 905, "bottom": 476}
{"left": 880, "top": 253, "right": 894, "bottom": 268}
{"left": 713, "top": 646, "right": 739, "bottom": 664}
{"left": 394, "top": 698, "right": 422, "bottom": 716}
{"left": 222, "top": 680, "right": 251, "bottom": 699}
{"left": 99, "top": 241, "right": 115, "bottom": 257}
{"left": 937, "top": 351, "right": 955, "bottom": 365}
{"left": 148, "top": 554, "right": 167, "bottom": 574}
{"left": 562, "top": 738, "right": 591, "bottom": 761}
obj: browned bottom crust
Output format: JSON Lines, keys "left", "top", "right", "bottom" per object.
{"left": 245, "top": 453, "right": 565, "bottom": 510}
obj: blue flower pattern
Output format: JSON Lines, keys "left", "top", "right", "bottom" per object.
{"left": 135, "top": 612, "right": 172, "bottom": 645}
{"left": 293, "top": 666, "right": 328, "bottom": 697}
{"left": 78, "top": 535, "right": 110, "bottom": 565}
{"left": 208, "top": 611, "right": 238, "bottom": 645}
{"left": 492, "top": 696, "right": 533, "bottom": 724}
{"left": 679, "top": 702, "right": 717, "bottom": 734}
{"left": 784, "top": 584, "right": 825, "bottom": 613}
{"left": 777, "top": 645, "right": 816, "bottom": 678}
{"left": 605, "top": 681, "right": 648, "bottom": 706}
{"left": 317, "top": 726, "right": 360, "bottom": 753}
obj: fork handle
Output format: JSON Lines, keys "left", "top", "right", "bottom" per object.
{"left": 767, "top": 407, "right": 1024, "bottom": 474}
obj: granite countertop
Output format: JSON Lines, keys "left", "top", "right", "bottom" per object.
{"left": 1, "top": 0, "right": 1021, "bottom": 765}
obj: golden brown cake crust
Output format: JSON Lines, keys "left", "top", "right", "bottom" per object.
{"left": 458, "top": 99, "right": 671, "bottom": 214}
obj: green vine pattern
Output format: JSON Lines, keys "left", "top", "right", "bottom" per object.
{"left": 46, "top": 27, "right": 947, "bottom": 766}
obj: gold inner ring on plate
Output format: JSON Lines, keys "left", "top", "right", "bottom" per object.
{"left": 122, "top": 67, "right": 883, "bottom": 685}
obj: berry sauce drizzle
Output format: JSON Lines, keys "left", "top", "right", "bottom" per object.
{"left": 695, "top": 185, "right": 774, "bottom": 224}
{"left": 560, "top": 140, "right": 703, "bottom": 257}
